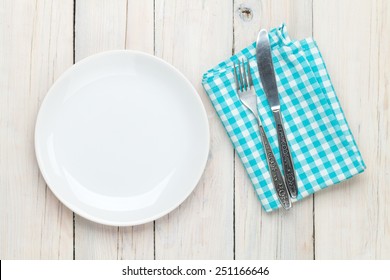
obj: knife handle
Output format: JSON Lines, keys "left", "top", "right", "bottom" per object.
{"left": 258, "top": 125, "right": 291, "bottom": 210}
{"left": 273, "top": 111, "right": 298, "bottom": 198}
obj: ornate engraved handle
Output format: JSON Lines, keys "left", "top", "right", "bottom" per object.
{"left": 258, "top": 125, "right": 291, "bottom": 210}
{"left": 273, "top": 111, "right": 298, "bottom": 198}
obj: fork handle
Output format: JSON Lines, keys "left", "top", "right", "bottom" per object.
{"left": 258, "top": 125, "right": 292, "bottom": 210}
{"left": 273, "top": 111, "right": 298, "bottom": 198}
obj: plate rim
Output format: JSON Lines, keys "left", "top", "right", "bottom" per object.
{"left": 34, "top": 50, "right": 210, "bottom": 226}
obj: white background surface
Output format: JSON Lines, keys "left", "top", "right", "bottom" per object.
{"left": 0, "top": 0, "right": 389, "bottom": 259}
{"left": 2, "top": 260, "right": 389, "bottom": 279}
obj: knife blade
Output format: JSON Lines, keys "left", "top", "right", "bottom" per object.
{"left": 256, "top": 29, "right": 298, "bottom": 198}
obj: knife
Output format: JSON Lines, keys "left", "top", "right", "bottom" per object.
{"left": 256, "top": 29, "right": 298, "bottom": 198}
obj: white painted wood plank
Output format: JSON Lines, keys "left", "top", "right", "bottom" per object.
{"left": 372, "top": 0, "right": 390, "bottom": 258}
{"left": 75, "top": 0, "right": 127, "bottom": 58}
{"left": 126, "top": 0, "right": 154, "bottom": 54}
{"left": 75, "top": 0, "right": 154, "bottom": 260}
{"left": 314, "top": 0, "right": 390, "bottom": 259}
{"left": 0, "top": 0, "right": 73, "bottom": 259}
{"left": 234, "top": 0, "right": 314, "bottom": 259}
{"left": 154, "top": 0, "right": 234, "bottom": 259}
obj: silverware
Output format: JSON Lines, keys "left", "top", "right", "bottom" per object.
{"left": 256, "top": 29, "right": 298, "bottom": 198}
{"left": 233, "top": 59, "right": 292, "bottom": 210}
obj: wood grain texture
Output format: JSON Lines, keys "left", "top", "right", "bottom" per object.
{"left": 154, "top": 0, "right": 234, "bottom": 259}
{"left": 313, "top": 0, "right": 390, "bottom": 259}
{"left": 74, "top": 0, "right": 154, "bottom": 260}
{"left": 0, "top": 0, "right": 74, "bottom": 259}
{"left": 233, "top": 0, "right": 314, "bottom": 260}
{"left": 126, "top": 0, "right": 154, "bottom": 53}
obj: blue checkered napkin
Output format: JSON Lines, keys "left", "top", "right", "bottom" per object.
{"left": 202, "top": 24, "right": 366, "bottom": 212}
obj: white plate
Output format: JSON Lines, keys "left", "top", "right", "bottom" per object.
{"left": 35, "top": 50, "right": 209, "bottom": 226}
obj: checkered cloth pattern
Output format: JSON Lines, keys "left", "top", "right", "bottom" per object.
{"left": 202, "top": 24, "right": 366, "bottom": 212}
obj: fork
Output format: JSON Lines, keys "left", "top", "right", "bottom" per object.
{"left": 233, "top": 59, "right": 291, "bottom": 210}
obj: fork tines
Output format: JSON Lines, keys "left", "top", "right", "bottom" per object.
{"left": 233, "top": 59, "right": 253, "bottom": 92}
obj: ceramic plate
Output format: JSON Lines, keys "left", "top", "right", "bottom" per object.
{"left": 35, "top": 51, "right": 210, "bottom": 226}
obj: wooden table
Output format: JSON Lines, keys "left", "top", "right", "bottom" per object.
{"left": 1, "top": 0, "right": 389, "bottom": 260}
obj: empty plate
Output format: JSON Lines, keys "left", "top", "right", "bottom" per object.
{"left": 35, "top": 50, "right": 210, "bottom": 226}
